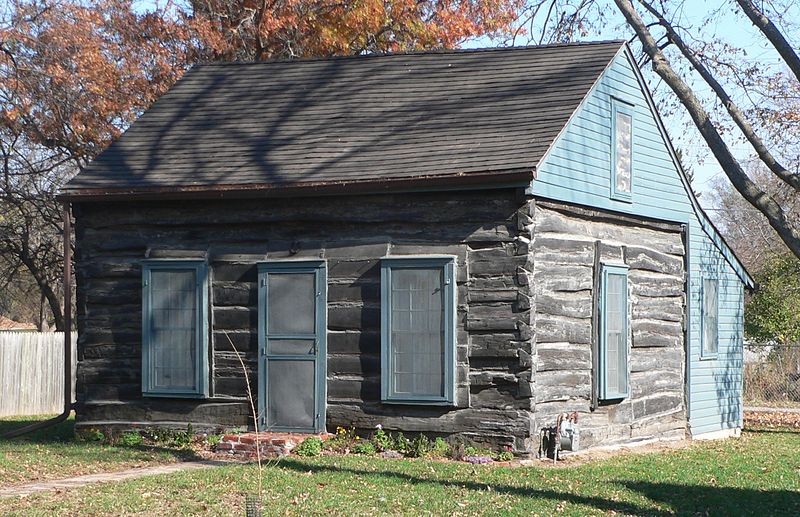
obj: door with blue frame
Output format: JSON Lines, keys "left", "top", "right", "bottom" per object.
{"left": 257, "top": 261, "right": 326, "bottom": 433}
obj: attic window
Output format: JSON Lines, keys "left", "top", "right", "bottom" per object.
{"left": 611, "top": 98, "right": 634, "bottom": 201}
{"left": 701, "top": 278, "right": 719, "bottom": 358}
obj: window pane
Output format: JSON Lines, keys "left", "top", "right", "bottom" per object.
{"left": 703, "top": 279, "right": 719, "bottom": 355}
{"left": 604, "top": 271, "right": 628, "bottom": 397}
{"left": 390, "top": 268, "right": 445, "bottom": 398}
{"left": 268, "top": 339, "right": 316, "bottom": 355}
{"left": 268, "top": 273, "right": 315, "bottom": 334}
{"left": 149, "top": 269, "right": 197, "bottom": 390}
{"left": 615, "top": 111, "right": 632, "bottom": 194}
{"left": 268, "top": 359, "right": 315, "bottom": 428}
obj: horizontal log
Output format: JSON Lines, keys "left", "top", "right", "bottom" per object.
{"left": 466, "top": 304, "right": 519, "bottom": 331}
{"left": 632, "top": 393, "right": 683, "bottom": 419}
{"left": 535, "top": 315, "right": 591, "bottom": 344}
{"left": 629, "top": 271, "right": 684, "bottom": 298}
{"left": 626, "top": 245, "right": 683, "bottom": 276}
{"left": 327, "top": 330, "right": 380, "bottom": 355}
{"left": 536, "top": 291, "right": 592, "bottom": 319}
{"left": 535, "top": 342, "right": 591, "bottom": 372}
{"left": 327, "top": 304, "right": 381, "bottom": 331}
{"left": 632, "top": 319, "right": 682, "bottom": 348}
{"left": 468, "top": 333, "right": 521, "bottom": 357}
{"left": 532, "top": 264, "right": 593, "bottom": 292}
{"left": 534, "top": 370, "right": 591, "bottom": 403}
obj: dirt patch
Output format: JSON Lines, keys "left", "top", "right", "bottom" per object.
{"left": 522, "top": 438, "right": 692, "bottom": 467}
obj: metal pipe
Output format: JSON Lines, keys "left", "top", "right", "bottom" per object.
{"left": 2, "top": 203, "right": 74, "bottom": 438}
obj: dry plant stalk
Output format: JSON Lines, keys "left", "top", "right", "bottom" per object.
{"left": 224, "top": 332, "right": 265, "bottom": 504}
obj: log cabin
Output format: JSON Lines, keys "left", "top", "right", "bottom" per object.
{"left": 59, "top": 41, "right": 753, "bottom": 452}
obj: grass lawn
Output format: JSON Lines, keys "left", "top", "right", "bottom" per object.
{"left": 0, "top": 415, "right": 196, "bottom": 485}
{"left": 1, "top": 428, "right": 799, "bottom": 516}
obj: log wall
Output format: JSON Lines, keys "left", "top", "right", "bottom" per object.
{"left": 528, "top": 200, "right": 687, "bottom": 447}
{"left": 72, "top": 190, "right": 689, "bottom": 451}
{"left": 73, "top": 189, "right": 534, "bottom": 450}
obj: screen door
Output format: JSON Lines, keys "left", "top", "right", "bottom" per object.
{"left": 258, "top": 261, "right": 326, "bottom": 432}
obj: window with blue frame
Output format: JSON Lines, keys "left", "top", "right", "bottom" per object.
{"left": 701, "top": 278, "right": 719, "bottom": 358}
{"left": 381, "top": 257, "right": 456, "bottom": 404}
{"left": 599, "top": 264, "right": 629, "bottom": 400}
{"left": 611, "top": 98, "right": 634, "bottom": 201}
{"left": 141, "top": 260, "right": 208, "bottom": 397}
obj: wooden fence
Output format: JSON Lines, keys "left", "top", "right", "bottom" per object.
{"left": 0, "top": 331, "right": 77, "bottom": 417}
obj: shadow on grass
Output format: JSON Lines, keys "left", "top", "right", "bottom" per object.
{"left": 0, "top": 416, "right": 76, "bottom": 443}
{"left": 0, "top": 416, "right": 201, "bottom": 462}
{"left": 742, "top": 427, "right": 800, "bottom": 435}
{"left": 617, "top": 481, "right": 800, "bottom": 516}
{"left": 273, "top": 458, "right": 800, "bottom": 516}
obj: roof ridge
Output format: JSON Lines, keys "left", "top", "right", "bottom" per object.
{"left": 193, "top": 40, "right": 626, "bottom": 68}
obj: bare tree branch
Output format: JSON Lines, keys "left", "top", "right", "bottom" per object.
{"left": 637, "top": 0, "right": 800, "bottom": 193}
{"left": 735, "top": 0, "right": 800, "bottom": 83}
{"left": 613, "top": 0, "right": 800, "bottom": 258}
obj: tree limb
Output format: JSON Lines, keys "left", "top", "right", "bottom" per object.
{"left": 638, "top": 0, "right": 800, "bottom": 193}
{"left": 734, "top": 0, "right": 800, "bottom": 83}
{"left": 613, "top": 0, "right": 800, "bottom": 259}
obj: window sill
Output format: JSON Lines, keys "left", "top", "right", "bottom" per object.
{"left": 610, "top": 193, "right": 633, "bottom": 203}
{"left": 381, "top": 398, "right": 455, "bottom": 406}
{"left": 142, "top": 391, "right": 208, "bottom": 399}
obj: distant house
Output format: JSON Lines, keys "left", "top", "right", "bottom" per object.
{"left": 59, "top": 41, "right": 752, "bottom": 452}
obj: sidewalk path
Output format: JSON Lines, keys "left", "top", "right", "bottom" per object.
{"left": 0, "top": 460, "right": 229, "bottom": 498}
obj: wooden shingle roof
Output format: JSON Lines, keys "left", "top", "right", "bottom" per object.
{"left": 62, "top": 41, "right": 625, "bottom": 199}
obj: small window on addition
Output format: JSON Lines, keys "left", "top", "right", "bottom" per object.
{"left": 611, "top": 98, "right": 634, "bottom": 201}
{"left": 381, "top": 257, "right": 456, "bottom": 404}
{"left": 599, "top": 264, "right": 630, "bottom": 400}
{"left": 141, "top": 260, "right": 209, "bottom": 397}
{"left": 701, "top": 278, "right": 719, "bottom": 358}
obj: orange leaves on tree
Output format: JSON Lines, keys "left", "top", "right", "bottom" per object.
{"left": 188, "top": 0, "right": 525, "bottom": 61}
{"left": 0, "top": 0, "right": 200, "bottom": 161}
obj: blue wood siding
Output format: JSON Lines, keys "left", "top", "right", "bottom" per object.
{"left": 531, "top": 47, "right": 745, "bottom": 436}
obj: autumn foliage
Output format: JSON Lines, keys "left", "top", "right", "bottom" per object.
{"left": 190, "top": 0, "right": 525, "bottom": 61}
{"left": 0, "top": 0, "right": 200, "bottom": 162}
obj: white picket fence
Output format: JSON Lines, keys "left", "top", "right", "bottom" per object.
{"left": 0, "top": 331, "right": 77, "bottom": 417}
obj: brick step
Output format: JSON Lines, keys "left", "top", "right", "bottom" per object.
{"left": 216, "top": 431, "right": 330, "bottom": 457}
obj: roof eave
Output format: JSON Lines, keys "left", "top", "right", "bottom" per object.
{"left": 57, "top": 168, "right": 535, "bottom": 203}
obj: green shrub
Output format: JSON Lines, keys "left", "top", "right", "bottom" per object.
{"left": 144, "top": 426, "right": 193, "bottom": 448}
{"left": 464, "top": 445, "right": 496, "bottom": 459}
{"left": 352, "top": 440, "right": 376, "bottom": 455}
{"left": 498, "top": 451, "right": 514, "bottom": 462}
{"left": 77, "top": 428, "right": 105, "bottom": 442}
{"left": 373, "top": 428, "right": 393, "bottom": 452}
{"left": 206, "top": 434, "right": 223, "bottom": 447}
{"left": 429, "top": 437, "right": 450, "bottom": 458}
{"left": 119, "top": 431, "right": 144, "bottom": 447}
{"left": 294, "top": 437, "right": 323, "bottom": 457}
{"left": 323, "top": 426, "right": 360, "bottom": 453}
{"left": 392, "top": 432, "right": 411, "bottom": 454}
{"left": 406, "top": 434, "right": 431, "bottom": 458}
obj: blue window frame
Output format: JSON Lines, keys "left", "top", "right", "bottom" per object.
{"left": 599, "top": 264, "right": 629, "bottom": 400}
{"left": 257, "top": 261, "right": 327, "bottom": 433}
{"left": 701, "top": 277, "right": 719, "bottom": 359}
{"left": 381, "top": 257, "right": 456, "bottom": 404}
{"left": 611, "top": 98, "right": 634, "bottom": 202}
{"left": 141, "top": 260, "right": 209, "bottom": 398}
